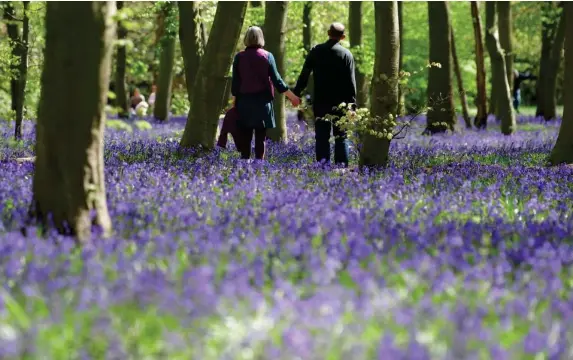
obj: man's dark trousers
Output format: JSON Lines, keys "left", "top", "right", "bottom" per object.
{"left": 314, "top": 105, "right": 349, "bottom": 166}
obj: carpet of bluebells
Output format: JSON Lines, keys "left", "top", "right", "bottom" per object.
{"left": 1, "top": 112, "right": 573, "bottom": 359}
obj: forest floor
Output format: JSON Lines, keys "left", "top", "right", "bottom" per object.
{"left": 0, "top": 112, "right": 572, "bottom": 359}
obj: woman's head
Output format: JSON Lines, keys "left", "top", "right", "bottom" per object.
{"left": 243, "top": 26, "right": 265, "bottom": 48}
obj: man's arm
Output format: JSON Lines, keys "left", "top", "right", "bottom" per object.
{"left": 293, "top": 49, "right": 314, "bottom": 97}
{"left": 347, "top": 54, "right": 357, "bottom": 106}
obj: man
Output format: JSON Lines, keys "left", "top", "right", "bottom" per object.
{"left": 148, "top": 84, "right": 157, "bottom": 107}
{"left": 512, "top": 69, "right": 536, "bottom": 112}
{"left": 293, "top": 23, "right": 357, "bottom": 166}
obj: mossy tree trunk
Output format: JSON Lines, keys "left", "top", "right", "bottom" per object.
{"left": 359, "top": 1, "right": 399, "bottom": 168}
{"left": 549, "top": 3, "right": 573, "bottom": 164}
{"left": 397, "top": 1, "right": 405, "bottom": 116}
{"left": 3, "top": 1, "right": 29, "bottom": 139}
{"left": 264, "top": 1, "right": 288, "bottom": 142}
{"left": 485, "top": 1, "right": 515, "bottom": 135}
{"left": 180, "top": 1, "right": 247, "bottom": 149}
{"left": 497, "top": 2, "right": 513, "bottom": 86}
{"left": 154, "top": 2, "right": 177, "bottom": 121}
{"left": 471, "top": 1, "right": 488, "bottom": 129}
{"left": 114, "top": 1, "right": 129, "bottom": 118}
{"left": 349, "top": 2, "right": 367, "bottom": 108}
{"left": 543, "top": 10, "right": 566, "bottom": 121}
{"left": 32, "top": 2, "right": 115, "bottom": 242}
{"left": 425, "top": 1, "right": 456, "bottom": 134}
{"left": 178, "top": 1, "right": 204, "bottom": 103}
{"left": 536, "top": 3, "right": 557, "bottom": 118}
{"left": 450, "top": 25, "right": 471, "bottom": 128}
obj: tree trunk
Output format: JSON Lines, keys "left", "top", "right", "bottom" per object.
{"left": 549, "top": 3, "right": 573, "bottom": 165}
{"left": 485, "top": 1, "right": 515, "bottom": 135}
{"left": 497, "top": 2, "right": 513, "bottom": 86}
{"left": 32, "top": 2, "right": 115, "bottom": 242}
{"left": 359, "top": 1, "right": 399, "bottom": 168}
{"left": 349, "top": 2, "right": 367, "bottom": 108}
{"left": 3, "top": 2, "right": 28, "bottom": 139}
{"left": 543, "top": 11, "right": 566, "bottom": 121}
{"left": 450, "top": 25, "right": 471, "bottom": 128}
{"left": 302, "top": 2, "right": 314, "bottom": 103}
{"left": 471, "top": 1, "right": 488, "bottom": 129}
{"left": 178, "top": 1, "right": 204, "bottom": 102}
{"left": 179, "top": 1, "right": 247, "bottom": 149}
{"left": 397, "top": 1, "right": 405, "bottom": 116}
{"left": 114, "top": 1, "right": 129, "bottom": 118}
{"left": 536, "top": 6, "right": 555, "bottom": 117}
{"left": 263, "top": 1, "right": 288, "bottom": 142}
{"left": 425, "top": 1, "right": 456, "bottom": 134}
{"left": 154, "top": 2, "right": 176, "bottom": 121}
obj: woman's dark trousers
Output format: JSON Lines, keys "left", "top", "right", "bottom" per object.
{"left": 240, "top": 127, "right": 266, "bottom": 160}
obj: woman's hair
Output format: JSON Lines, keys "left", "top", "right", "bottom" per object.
{"left": 243, "top": 26, "right": 265, "bottom": 48}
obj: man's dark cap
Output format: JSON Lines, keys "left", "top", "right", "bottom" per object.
{"left": 329, "top": 23, "right": 345, "bottom": 38}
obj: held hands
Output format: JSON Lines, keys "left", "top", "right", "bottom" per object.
{"left": 285, "top": 90, "right": 301, "bottom": 107}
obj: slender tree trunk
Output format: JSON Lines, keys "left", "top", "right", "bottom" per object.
{"left": 180, "top": 2, "right": 247, "bottom": 149}
{"left": 397, "top": 1, "right": 405, "bottom": 116}
{"left": 114, "top": 1, "right": 129, "bottom": 118}
{"left": 154, "top": 2, "right": 176, "bottom": 121}
{"left": 425, "top": 1, "right": 456, "bottom": 134}
{"left": 3, "top": 2, "right": 28, "bottom": 139}
{"left": 349, "top": 2, "right": 367, "bottom": 108}
{"left": 32, "top": 2, "right": 115, "bottom": 242}
{"left": 178, "top": 1, "right": 203, "bottom": 102}
{"left": 536, "top": 5, "right": 556, "bottom": 118}
{"left": 471, "top": 1, "right": 488, "bottom": 129}
{"left": 450, "top": 25, "right": 471, "bottom": 128}
{"left": 200, "top": 21, "right": 208, "bottom": 50}
{"left": 497, "top": 2, "right": 513, "bottom": 86}
{"left": 16, "top": 2, "right": 29, "bottom": 139}
{"left": 264, "top": 1, "right": 288, "bottom": 142}
{"left": 544, "top": 11, "right": 566, "bottom": 121}
{"left": 549, "top": 3, "right": 573, "bottom": 164}
{"left": 360, "top": 1, "right": 399, "bottom": 167}
{"left": 302, "top": 2, "right": 314, "bottom": 102}
{"left": 485, "top": 1, "right": 515, "bottom": 135}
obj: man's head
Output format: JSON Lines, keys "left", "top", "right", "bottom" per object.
{"left": 328, "top": 22, "right": 346, "bottom": 41}
{"left": 151, "top": 84, "right": 157, "bottom": 93}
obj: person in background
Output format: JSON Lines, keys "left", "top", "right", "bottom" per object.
{"left": 148, "top": 84, "right": 157, "bottom": 107}
{"left": 231, "top": 26, "right": 300, "bottom": 160}
{"left": 130, "top": 88, "right": 149, "bottom": 117}
{"left": 130, "top": 88, "right": 145, "bottom": 110}
{"left": 293, "top": 22, "right": 357, "bottom": 167}
{"left": 513, "top": 69, "right": 537, "bottom": 113}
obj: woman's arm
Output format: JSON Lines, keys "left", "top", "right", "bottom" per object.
{"left": 268, "top": 52, "right": 300, "bottom": 106}
{"left": 231, "top": 54, "right": 240, "bottom": 97}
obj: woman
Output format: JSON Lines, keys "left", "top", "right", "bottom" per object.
{"left": 231, "top": 26, "right": 300, "bottom": 160}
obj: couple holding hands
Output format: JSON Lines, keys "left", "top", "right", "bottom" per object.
{"left": 218, "top": 22, "right": 357, "bottom": 166}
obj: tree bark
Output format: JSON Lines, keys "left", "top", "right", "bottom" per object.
{"left": 397, "top": 1, "right": 405, "bottom": 116}
{"left": 180, "top": 1, "right": 247, "bottom": 149}
{"left": 425, "top": 1, "right": 456, "bottom": 134}
{"left": 450, "top": 25, "right": 471, "bottom": 128}
{"left": 114, "top": 1, "right": 129, "bottom": 118}
{"left": 359, "top": 1, "right": 399, "bottom": 168}
{"left": 536, "top": 3, "right": 557, "bottom": 118}
{"left": 349, "top": 2, "right": 367, "bottom": 108}
{"left": 549, "top": 3, "right": 573, "bottom": 164}
{"left": 485, "top": 1, "right": 515, "bottom": 135}
{"left": 178, "top": 1, "right": 204, "bottom": 102}
{"left": 302, "top": 2, "right": 314, "bottom": 103}
{"left": 32, "top": 2, "right": 115, "bottom": 242}
{"left": 154, "top": 2, "right": 176, "bottom": 121}
{"left": 543, "top": 10, "right": 566, "bottom": 121}
{"left": 4, "top": 2, "right": 29, "bottom": 139}
{"left": 471, "top": 1, "right": 488, "bottom": 129}
{"left": 263, "top": 1, "right": 288, "bottom": 142}
{"left": 497, "top": 2, "right": 513, "bottom": 86}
